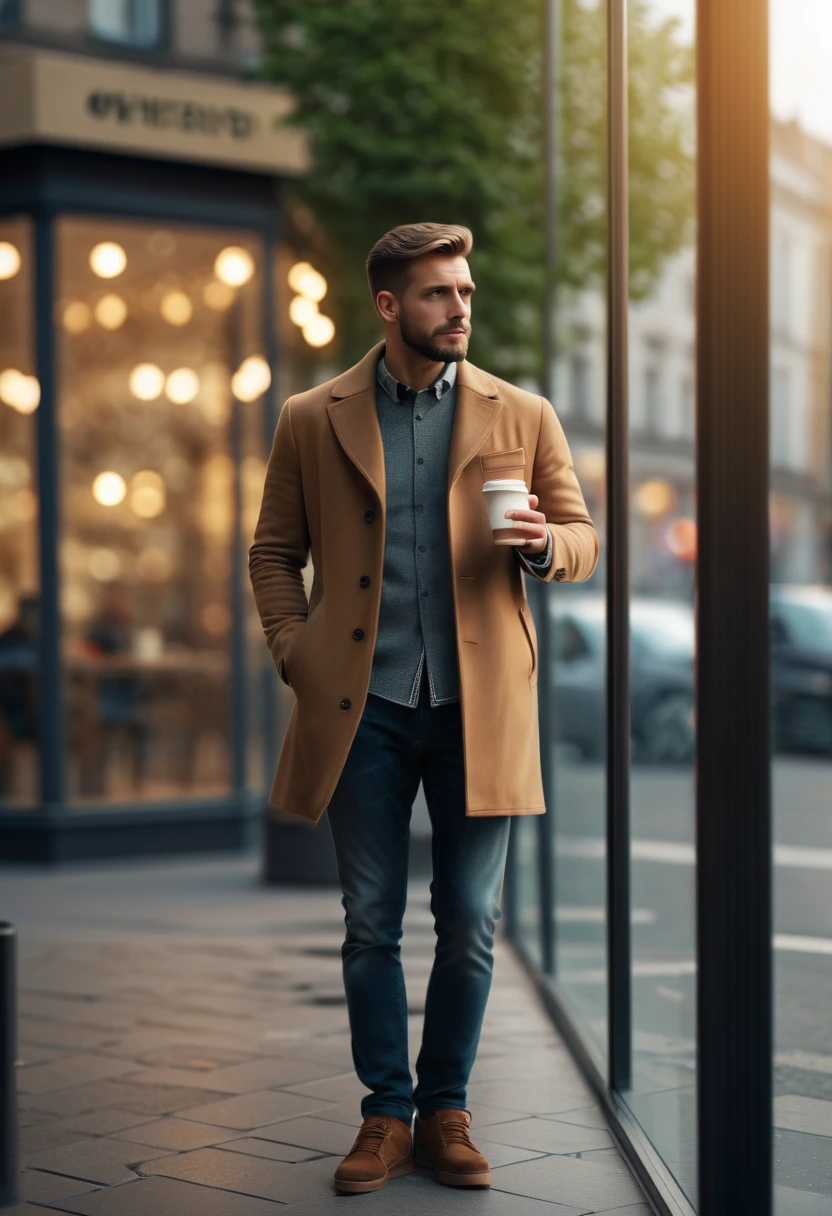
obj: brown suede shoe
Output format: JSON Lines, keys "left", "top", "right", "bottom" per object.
{"left": 333, "top": 1114, "right": 415, "bottom": 1194}
{"left": 414, "top": 1108, "right": 492, "bottom": 1187}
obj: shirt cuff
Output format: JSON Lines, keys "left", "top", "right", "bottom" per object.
{"left": 515, "top": 528, "right": 553, "bottom": 575}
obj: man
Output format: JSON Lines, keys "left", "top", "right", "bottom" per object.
{"left": 249, "top": 223, "right": 598, "bottom": 1194}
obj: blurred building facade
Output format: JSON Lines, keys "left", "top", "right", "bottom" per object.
{"left": 0, "top": 0, "right": 308, "bottom": 857}
{"left": 554, "top": 115, "right": 832, "bottom": 600}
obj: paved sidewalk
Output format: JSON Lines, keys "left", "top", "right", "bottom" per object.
{"left": 3, "top": 853, "right": 651, "bottom": 1215}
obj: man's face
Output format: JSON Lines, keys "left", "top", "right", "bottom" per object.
{"left": 382, "top": 254, "right": 475, "bottom": 362}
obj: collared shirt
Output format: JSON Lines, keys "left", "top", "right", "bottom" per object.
{"left": 368, "top": 352, "right": 552, "bottom": 712}
{"left": 377, "top": 353, "right": 457, "bottom": 405}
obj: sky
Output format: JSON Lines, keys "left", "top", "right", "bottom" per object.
{"left": 644, "top": 0, "right": 832, "bottom": 147}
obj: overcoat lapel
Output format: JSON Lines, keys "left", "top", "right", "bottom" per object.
{"left": 326, "top": 341, "right": 504, "bottom": 502}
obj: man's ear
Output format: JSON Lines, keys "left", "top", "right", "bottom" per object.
{"left": 375, "top": 289, "right": 399, "bottom": 325}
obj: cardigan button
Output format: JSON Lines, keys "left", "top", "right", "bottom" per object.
{"left": 364, "top": 509, "right": 375, "bottom": 522}
{"left": 359, "top": 575, "right": 370, "bottom": 588}
{"left": 340, "top": 698, "right": 351, "bottom": 710}
{"left": 353, "top": 628, "right": 364, "bottom": 640}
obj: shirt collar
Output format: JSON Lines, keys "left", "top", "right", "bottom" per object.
{"left": 377, "top": 352, "right": 457, "bottom": 404}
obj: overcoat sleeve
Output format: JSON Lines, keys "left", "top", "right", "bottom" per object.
{"left": 248, "top": 397, "right": 311, "bottom": 685}
{"left": 522, "top": 397, "right": 600, "bottom": 584}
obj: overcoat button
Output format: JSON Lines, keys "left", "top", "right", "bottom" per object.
{"left": 340, "top": 698, "right": 351, "bottom": 710}
{"left": 359, "top": 575, "right": 370, "bottom": 588}
{"left": 353, "top": 628, "right": 364, "bottom": 640}
{"left": 364, "top": 509, "right": 375, "bottom": 522}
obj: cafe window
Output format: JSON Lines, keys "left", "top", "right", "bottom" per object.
{"left": 56, "top": 216, "right": 267, "bottom": 803}
{"left": 89, "top": 0, "right": 163, "bottom": 49}
{"left": 0, "top": 218, "right": 39, "bottom": 807}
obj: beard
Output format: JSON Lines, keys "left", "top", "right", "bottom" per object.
{"left": 399, "top": 312, "right": 470, "bottom": 363}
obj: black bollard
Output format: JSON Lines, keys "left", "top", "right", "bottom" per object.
{"left": 0, "top": 923, "right": 17, "bottom": 1209}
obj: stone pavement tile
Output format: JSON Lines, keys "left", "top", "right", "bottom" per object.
{"left": 110, "top": 1118, "right": 242, "bottom": 1152}
{"left": 479, "top": 1115, "right": 614, "bottom": 1155}
{"left": 490, "top": 1154, "right": 644, "bottom": 1209}
{"left": 216, "top": 1136, "right": 325, "bottom": 1163}
{"left": 274, "top": 1171, "right": 589, "bottom": 1215}
{"left": 772, "top": 1127, "right": 832, "bottom": 1196}
{"left": 140, "top": 1146, "right": 341, "bottom": 1205}
{"left": 572, "top": 1147, "right": 634, "bottom": 1174}
{"left": 466, "top": 1078, "right": 594, "bottom": 1116}
{"left": 467, "top": 1104, "right": 546, "bottom": 1129}
{"left": 176, "top": 1088, "right": 338, "bottom": 1130}
{"left": 18, "top": 1111, "right": 53, "bottom": 1129}
{"left": 591, "top": 1207, "right": 654, "bottom": 1215}
{"left": 134, "top": 1044, "right": 254, "bottom": 1069}
{"left": 18, "top": 1020, "right": 113, "bottom": 1053}
{"left": 5, "top": 1206, "right": 70, "bottom": 1214}
{"left": 120, "top": 1056, "right": 340, "bottom": 1095}
{"left": 19, "top": 1171, "right": 97, "bottom": 1204}
{"left": 244, "top": 1115, "right": 358, "bottom": 1156}
{"left": 773, "top": 1185, "right": 832, "bottom": 1216}
{"left": 23, "top": 1138, "right": 171, "bottom": 1185}
{"left": 293, "top": 1101, "right": 363, "bottom": 1127}
{"left": 17, "top": 1054, "right": 136, "bottom": 1095}
{"left": 471, "top": 1141, "right": 547, "bottom": 1169}
{"left": 280, "top": 1073, "right": 369, "bottom": 1103}
{"left": 469, "top": 1050, "right": 575, "bottom": 1083}
{"left": 541, "top": 1106, "right": 613, "bottom": 1131}
{"left": 39, "top": 1175, "right": 288, "bottom": 1216}
{"left": 59, "top": 1110, "right": 156, "bottom": 1136}
{"left": 23, "top": 1080, "right": 231, "bottom": 1119}
{"left": 20, "top": 1123, "right": 93, "bottom": 1155}
{"left": 774, "top": 1093, "right": 832, "bottom": 1137}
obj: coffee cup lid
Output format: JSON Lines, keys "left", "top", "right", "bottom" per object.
{"left": 483, "top": 478, "right": 528, "bottom": 491}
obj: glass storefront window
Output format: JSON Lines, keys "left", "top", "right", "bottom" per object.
{"left": 548, "top": 0, "right": 609, "bottom": 1060}
{"left": 0, "top": 218, "right": 39, "bottom": 806}
{"left": 769, "top": 3, "right": 832, "bottom": 1210}
{"left": 624, "top": 0, "right": 697, "bottom": 1203}
{"left": 56, "top": 216, "right": 265, "bottom": 803}
{"left": 89, "top": 0, "right": 162, "bottom": 48}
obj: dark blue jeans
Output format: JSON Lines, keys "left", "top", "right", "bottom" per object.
{"left": 326, "top": 667, "right": 511, "bottom": 1125}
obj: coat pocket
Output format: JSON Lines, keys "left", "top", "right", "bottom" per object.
{"left": 480, "top": 446, "right": 526, "bottom": 480}
{"left": 519, "top": 603, "right": 538, "bottom": 682}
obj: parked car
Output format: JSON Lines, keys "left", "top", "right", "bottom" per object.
{"left": 547, "top": 594, "right": 695, "bottom": 764}
{"left": 770, "top": 584, "right": 832, "bottom": 755}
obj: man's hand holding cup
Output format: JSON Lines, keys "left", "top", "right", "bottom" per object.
{"left": 482, "top": 478, "right": 548, "bottom": 553}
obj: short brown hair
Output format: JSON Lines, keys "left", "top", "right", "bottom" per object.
{"left": 366, "top": 223, "right": 473, "bottom": 300}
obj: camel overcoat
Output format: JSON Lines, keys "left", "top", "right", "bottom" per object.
{"left": 249, "top": 341, "right": 599, "bottom": 824}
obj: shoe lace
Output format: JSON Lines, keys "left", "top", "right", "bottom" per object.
{"left": 350, "top": 1116, "right": 392, "bottom": 1158}
{"left": 441, "top": 1114, "right": 475, "bottom": 1149}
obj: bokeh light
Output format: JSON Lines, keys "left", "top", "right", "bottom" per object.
{"left": 129, "top": 469, "right": 166, "bottom": 518}
{"left": 0, "top": 242, "right": 21, "bottom": 280}
{"left": 160, "top": 290, "right": 193, "bottom": 326}
{"left": 0, "top": 370, "right": 40, "bottom": 414}
{"left": 165, "top": 367, "right": 200, "bottom": 404}
{"left": 89, "top": 242, "right": 127, "bottom": 279}
{"left": 94, "top": 294, "right": 128, "bottom": 330}
{"left": 92, "top": 470, "right": 127, "bottom": 506}
{"left": 89, "top": 547, "right": 122, "bottom": 581}
{"left": 62, "top": 301, "right": 93, "bottom": 334}
{"left": 214, "top": 246, "right": 254, "bottom": 287}
{"left": 289, "top": 295, "right": 319, "bottom": 327}
{"left": 303, "top": 315, "right": 336, "bottom": 348}
{"left": 231, "top": 355, "right": 271, "bottom": 402}
{"left": 288, "top": 261, "right": 327, "bottom": 301}
{"left": 635, "top": 478, "right": 677, "bottom": 519}
{"left": 203, "top": 280, "right": 236, "bottom": 311}
{"left": 129, "top": 363, "right": 165, "bottom": 401}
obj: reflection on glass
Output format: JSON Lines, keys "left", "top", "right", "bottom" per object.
{"left": 57, "top": 217, "right": 266, "bottom": 803}
{"left": 0, "top": 218, "right": 39, "bottom": 805}
{"left": 624, "top": 0, "right": 697, "bottom": 1203}
{"left": 549, "top": 0, "right": 609, "bottom": 1061}
{"left": 769, "top": 2, "right": 832, "bottom": 1210}
{"left": 514, "top": 816, "right": 544, "bottom": 967}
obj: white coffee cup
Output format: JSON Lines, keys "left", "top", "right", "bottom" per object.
{"left": 483, "top": 478, "right": 531, "bottom": 545}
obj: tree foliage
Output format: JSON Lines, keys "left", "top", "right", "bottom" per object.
{"left": 255, "top": 0, "right": 694, "bottom": 382}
